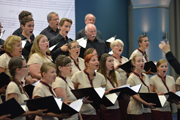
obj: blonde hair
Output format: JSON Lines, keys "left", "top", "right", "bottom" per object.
{"left": 110, "top": 39, "right": 124, "bottom": 48}
{"left": 40, "top": 62, "right": 56, "bottom": 77}
{"left": 131, "top": 55, "right": 143, "bottom": 66}
{"left": 157, "top": 59, "right": 168, "bottom": 67}
{"left": 29, "top": 34, "right": 50, "bottom": 60}
{"left": 4, "top": 35, "right": 21, "bottom": 53}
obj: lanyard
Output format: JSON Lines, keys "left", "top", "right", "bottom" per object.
{"left": 83, "top": 70, "right": 95, "bottom": 87}
{"left": 59, "top": 75, "right": 73, "bottom": 90}
{"left": 16, "top": 81, "right": 29, "bottom": 99}
{"left": 137, "top": 48, "right": 148, "bottom": 62}
{"left": 112, "top": 54, "right": 122, "bottom": 63}
{"left": 40, "top": 81, "right": 56, "bottom": 97}
{"left": 133, "top": 72, "right": 150, "bottom": 92}
{"left": 69, "top": 56, "right": 81, "bottom": 71}
{"left": 157, "top": 74, "right": 169, "bottom": 92}
{"left": 107, "top": 77, "right": 115, "bottom": 88}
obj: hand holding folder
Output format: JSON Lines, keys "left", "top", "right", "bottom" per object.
{"left": 119, "top": 61, "right": 157, "bottom": 74}
{"left": 165, "top": 91, "right": 180, "bottom": 102}
{"left": 71, "top": 87, "right": 106, "bottom": 109}
{"left": 71, "top": 87, "right": 119, "bottom": 109}
{"left": 26, "top": 96, "right": 83, "bottom": 115}
{"left": 109, "top": 84, "right": 142, "bottom": 99}
{"left": 143, "top": 61, "right": 157, "bottom": 75}
{"left": 0, "top": 98, "right": 25, "bottom": 119}
{"left": 139, "top": 93, "right": 166, "bottom": 108}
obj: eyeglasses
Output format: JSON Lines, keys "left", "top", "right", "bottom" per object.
{"left": 21, "top": 65, "right": 28, "bottom": 68}
{"left": 115, "top": 45, "right": 123, "bottom": 48}
{"left": 51, "top": 19, "right": 59, "bottom": 21}
{"left": 71, "top": 46, "right": 81, "bottom": 49}
{"left": 65, "top": 64, "right": 72, "bottom": 67}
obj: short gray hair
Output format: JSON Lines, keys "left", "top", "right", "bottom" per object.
{"left": 85, "top": 25, "right": 88, "bottom": 31}
{"left": 85, "top": 14, "right": 96, "bottom": 21}
{"left": 47, "top": 12, "right": 58, "bottom": 22}
{"left": 85, "top": 24, "right": 96, "bottom": 32}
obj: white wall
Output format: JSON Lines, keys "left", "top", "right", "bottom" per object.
{"left": 0, "top": 0, "right": 75, "bottom": 40}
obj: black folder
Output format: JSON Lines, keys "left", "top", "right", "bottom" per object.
{"left": 109, "top": 84, "right": 142, "bottom": 99}
{"left": 165, "top": 91, "right": 180, "bottom": 102}
{"left": 24, "top": 84, "right": 35, "bottom": 98}
{"left": 101, "top": 93, "right": 119, "bottom": 107}
{"left": 0, "top": 98, "right": 25, "bottom": 119}
{"left": 139, "top": 93, "right": 166, "bottom": 108}
{"left": 144, "top": 61, "right": 157, "bottom": 72}
{"left": 71, "top": 87, "right": 103, "bottom": 109}
{"left": 118, "top": 60, "right": 133, "bottom": 73}
{"left": 71, "top": 87, "right": 115, "bottom": 109}
{"left": 0, "top": 72, "right": 11, "bottom": 89}
{"left": 26, "top": 96, "right": 80, "bottom": 115}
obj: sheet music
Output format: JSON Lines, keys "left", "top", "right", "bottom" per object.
{"left": 158, "top": 95, "right": 166, "bottom": 107}
{"left": 106, "top": 35, "right": 116, "bottom": 43}
{"left": 54, "top": 97, "right": 63, "bottom": 110}
{"left": 175, "top": 91, "right": 180, "bottom": 96}
{"left": 0, "top": 0, "right": 75, "bottom": 40}
{"left": 69, "top": 98, "right": 83, "bottom": 112}
{"left": 49, "top": 43, "right": 58, "bottom": 51}
{"left": 21, "top": 104, "right": 28, "bottom": 111}
{"left": 0, "top": 30, "right": 5, "bottom": 39}
{"left": 130, "top": 84, "right": 142, "bottom": 93}
{"left": 77, "top": 37, "right": 87, "bottom": 48}
{"left": 32, "top": 80, "right": 40, "bottom": 86}
{"left": 21, "top": 39, "right": 27, "bottom": 48}
{"left": 105, "top": 93, "right": 118, "bottom": 104}
{"left": 94, "top": 87, "right": 106, "bottom": 98}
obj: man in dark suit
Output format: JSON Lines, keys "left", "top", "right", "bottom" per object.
{"left": 76, "top": 14, "right": 102, "bottom": 40}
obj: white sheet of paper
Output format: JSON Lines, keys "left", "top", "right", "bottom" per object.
{"left": 22, "top": 39, "right": 27, "bottom": 48}
{"left": 130, "top": 84, "right": 142, "bottom": 93}
{"left": 32, "top": 80, "right": 40, "bottom": 86}
{"left": 77, "top": 37, "right": 87, "bottom": 48}
{"left": 105, "top": 93, "right": 118, "bottom": 104}
{"left": 49, "top": 43, "right": 58, "bottom": 51}
{"left": 21, "top": 104, "right": 28, "bottom": 111}
{"left": 0, "top": 30, "right": 5, "bottom": 39}
{"left": 94, "top": 87, "right": 106, "bottom": 98}
{"left": 158, "top": 95, "right": 166, "bottom": 107}
{"left": 106, "top": 35, "right": 116, "bottom": 43}
{"left": 109, "top": 50, "right": 113, "bottom": 55}
{"left": 69, "top": 98, "right": 83, "bottom": 112}
{"left": 175, "top": 91, "right": 180, "bottom": 96}
{"left": 54, "top": 97, "right": 63, "bottom": 110}
{"left": 116, "top": 84, "right": 130, "bottom": 89}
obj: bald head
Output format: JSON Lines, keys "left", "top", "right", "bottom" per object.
{"left": 85, "top": 14, "right": 96, "bottom": 25}
{"left": 85, "top": 24, "right": 97, "bottom": 41}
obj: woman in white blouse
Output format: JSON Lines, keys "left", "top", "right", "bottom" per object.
{"left": 28, "top": 34, "right": 53, "bottom": 80}
{"left": 67, "top": 41, "right": 85, "bottom": 78}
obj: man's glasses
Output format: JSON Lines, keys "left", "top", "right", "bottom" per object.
{"left": 71, "top": 46, "right": 81, "bottom": 49}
